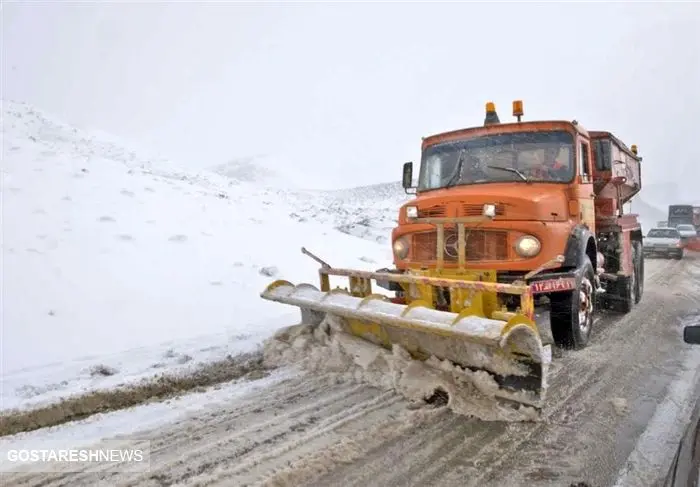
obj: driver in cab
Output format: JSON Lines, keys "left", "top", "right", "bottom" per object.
{"left": 528, "top": 147, "right": 570, "bottom": 181}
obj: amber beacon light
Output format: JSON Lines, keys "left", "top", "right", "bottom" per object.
{"left": 513, "top": 100, "right": 524, "bottom": 122}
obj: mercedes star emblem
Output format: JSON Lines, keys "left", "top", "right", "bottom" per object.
{"left": 444, "top": 233, "right": 460, "bottom": 258}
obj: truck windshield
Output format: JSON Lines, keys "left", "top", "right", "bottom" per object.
{"left": 417, "top": 130, "right": 575, "bottom": 191}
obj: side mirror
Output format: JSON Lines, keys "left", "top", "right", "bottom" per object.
{"left": 683, "top": 325, "right": 700, "bottom": 344}
{"left": 402, "top": 162, "right": 415, "bottom": 194}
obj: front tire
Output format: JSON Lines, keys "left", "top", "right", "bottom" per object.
{"left": 550, "top": 258, "right": 596, "bottom": 350}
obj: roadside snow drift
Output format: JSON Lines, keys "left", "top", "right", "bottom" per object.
{"left": 1, "top": 100, "right": 406, "bottom": 411}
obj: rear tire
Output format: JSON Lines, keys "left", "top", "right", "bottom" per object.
{"left": 633, "top": 241, "right": 643, "bottom": 304}
{"left": 550, "top": 258, "right": 595, "bottom": 350}
{"left": 617, "top": 242, "right": 640, "bottom": 313}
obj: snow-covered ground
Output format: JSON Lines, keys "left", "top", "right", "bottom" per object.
{"left": 1, "top": 100, "right": 407, "bottom": 412}
{"left": 0, "top": 368, "right": 296, "bottom": 464}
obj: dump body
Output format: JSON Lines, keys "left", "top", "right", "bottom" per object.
{"left": 590, "top": 131, "right": 642, "bottom": 223}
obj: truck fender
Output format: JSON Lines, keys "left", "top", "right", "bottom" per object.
{"left": 561, "top": 225, "right": 597, "bottom": 272}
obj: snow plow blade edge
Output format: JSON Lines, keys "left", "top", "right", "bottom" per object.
{"left": 261, "top": 270, "right": 551, "bottom": 409}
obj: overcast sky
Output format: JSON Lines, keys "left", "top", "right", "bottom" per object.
{"left": 3, "top": 2, "right": 699, "bottom": 192}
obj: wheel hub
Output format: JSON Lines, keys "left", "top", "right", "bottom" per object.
{"left": 578, "top": 277, "right": 594, "bottom": 334}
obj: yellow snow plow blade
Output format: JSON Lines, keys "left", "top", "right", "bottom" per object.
{"left": 261, "top": 262, "right": 551, "bottom": 411}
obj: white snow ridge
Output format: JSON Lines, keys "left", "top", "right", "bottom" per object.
{"left": 0, "top": 100, "right": 396, "bottom": 412}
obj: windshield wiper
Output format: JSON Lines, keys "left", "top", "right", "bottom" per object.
{"left": 488, "top": 165, "right": 530, "bottom": 183}
{"left": 444, "top": 149, "right": 466, "bottom": 189}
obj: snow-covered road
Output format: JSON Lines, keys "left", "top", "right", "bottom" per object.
{"left": 4, "top": 255, "right": 700, "bottom": 487}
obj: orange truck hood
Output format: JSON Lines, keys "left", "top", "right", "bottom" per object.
{"left": 404, "top": 183, "right": 570, "bottom": 222}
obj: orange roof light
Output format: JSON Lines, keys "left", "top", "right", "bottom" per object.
{"left": 512, "top": 100, "right": 524, "bottom": 117}
{"left": 631, "top": 144, "right": 638, "bottom": 155}
{"left": 485, "top": 102, "right": 496, "bottom": 112}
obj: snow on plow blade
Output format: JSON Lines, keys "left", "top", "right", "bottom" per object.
{"left": 260, "top": 267, "right": 551, "bottom": 411}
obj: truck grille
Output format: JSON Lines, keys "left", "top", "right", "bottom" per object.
{"left": 417, "top": 206, "right": 447, "bottom": 218}
{"left": 460, "top": 203, "right": 505, "bottom": 217}
{"left": 412, "top": 230, "right": 509, "bottom": 261}
{"left": 416, "top": 204, "right": 506, "bottom": 219}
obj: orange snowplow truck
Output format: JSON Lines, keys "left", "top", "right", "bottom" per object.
{"left": 384, "top": 101, "right": 645, "bottom": 349}
{"left": 260, "top": 100, "right": 644, "bottom": 410}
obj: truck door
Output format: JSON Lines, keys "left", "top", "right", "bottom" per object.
{"left": 570, "top": 138, "right": 596, "bottom": 232}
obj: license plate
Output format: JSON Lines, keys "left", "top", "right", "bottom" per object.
{"left": 530, "top": 277, "right": 577, "bottom": 294}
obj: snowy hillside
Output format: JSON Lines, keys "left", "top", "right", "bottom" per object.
{"left": 211, "top": 156, "right": 280, "bottom": 185}
{"left": 1, "top": 100, "right": 396, "bottom": 411}
{"left": 209, "top": 154, "right": 319, "bottom": 189}
{"left": 210, "top": 160, "right": 410, "bottom": 242}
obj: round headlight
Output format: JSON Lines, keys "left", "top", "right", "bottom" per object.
{"left": 514, "top": 235, "right": 541, "bottom": 257}
{"left": 393, "top": 236, "right": 410, "bottom": 260}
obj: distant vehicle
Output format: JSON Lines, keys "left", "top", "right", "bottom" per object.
{"left": 668, "top": 205, "right": 694, "bottom": 228}
{"left": 676, "top": 224, "right": 697, "bottom": 241}
{"left": 657, "top": 220, "right": 669, "bottom": 228}
{"left": 643, "top": 228, "right": 684, "bottom": 259}
{"left": 662, "top": 324, "right": 700, "bottom": 486}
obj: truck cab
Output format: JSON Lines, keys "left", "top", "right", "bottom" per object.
{"left": 396, "top": 106, "right": 594, "bottom": 273}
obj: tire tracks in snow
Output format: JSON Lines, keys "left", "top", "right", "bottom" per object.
{"left": 302, "top": 257, "right": 691, "bottom": 487}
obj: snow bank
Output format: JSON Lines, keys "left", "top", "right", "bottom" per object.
{"left": 263, "top": 319, "right": 541, "bottom": 423}
{"left": 1, "top": 100, "right": 397, "bottom": 410}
